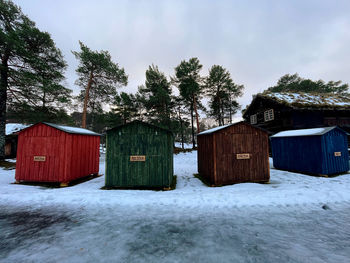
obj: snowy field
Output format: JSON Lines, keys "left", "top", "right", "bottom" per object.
{"left": 1, "top": 152, "right": 350, "bottom": 262}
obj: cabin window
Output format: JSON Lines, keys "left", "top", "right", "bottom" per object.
{"left": 264, "top": 109, "right": 274, "bottom": 122}
{"left": 250, "top": 114, "right": 257, "bottom": 124}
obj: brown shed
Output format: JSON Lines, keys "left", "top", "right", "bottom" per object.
{"left": 197, "top": 121, "right": 270, "bottom": 186}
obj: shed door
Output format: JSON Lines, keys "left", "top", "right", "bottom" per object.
{"left": 216, "top": 133, "right": 267, "bottom": 184}
{"left": 22, "top": 137, "right": 61, "bottom": 182}
{"left": 112, "top": 133, "right": 167, "bottom": 187}
{"left": 128, "top": 153, "right": 164, "bottom": 187}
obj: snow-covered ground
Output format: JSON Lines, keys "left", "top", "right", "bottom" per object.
{"left": 1, "top": 152, "right": 350, "bottom": 262}
{"left": 174, "top": 142, "right": 193, "bottom": 149}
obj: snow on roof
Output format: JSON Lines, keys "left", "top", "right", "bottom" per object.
{"left": 6, "top": 123, "right": 31, "bottom": 135}
{"left": 198, "top": 124, "right": 233, "bottom": 135}
{"left": 44, "top": 123, "right": 100, "bottom": 136}
{"left": 271, "top": 127, "right": 337, "bottom": 138}
{"left": 263, "top": 92, "right": 350, "bottom": 108}
{"left": 198, "top": 121, "right": 267, "bottom": 135}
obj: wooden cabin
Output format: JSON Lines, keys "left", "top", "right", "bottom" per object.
{"left": 197, "top": 121, "right": 270, "bottom": 186}
{"left": 15, "top": 122, "right": 100, "bottom": 186}
{"left": 105, "top": 121, "right": 174, "bottom": 189}
{"left": 242, "top": 92, "right": 350, "bottom": 146}
{"left": 271, "top": 127, "right": 349, "bottom": 176}
{"left": 5, "top": 123, "right": 30, "bottom": 158}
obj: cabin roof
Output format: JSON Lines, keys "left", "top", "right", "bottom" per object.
{"left": 198, "top": 121, "right": 268, "bottom": 135}
{"left": 271, "top": 126, "right": 347, "bottom": 138}
{"left": 243, "top": 92, "right": 350, "bottom": 117}
{"left": 263, "top": 92, "right": 350, "bottom": 108}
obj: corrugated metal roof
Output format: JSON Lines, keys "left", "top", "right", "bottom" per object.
{"left": 271, "top": 126, "right": 339, "bottom": 138}
{"left": 43, "top": 123, "right": 100, "bottom": 136}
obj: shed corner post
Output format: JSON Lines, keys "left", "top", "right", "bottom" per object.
{"left": 196, "top": 135, "right": 200, "bottom": 176}
{"left": 171, "top": 134, "right": 174, "bottom": 186}
{"left": 213, "top": 134, "right": 217, "bottom": 185}
{"left": 105, "top": 132, "right": 108, "bottom": 187}
{"left": 267, "top": 134, "right": 271, "bottom": 180}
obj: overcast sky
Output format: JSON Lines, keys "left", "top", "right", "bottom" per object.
{"left": 13, "top": 0, "right": 350, "bottom": 119}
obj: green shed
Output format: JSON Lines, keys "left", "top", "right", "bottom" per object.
{"left": 105, "top": 121, "right": 174, "bottom": 189}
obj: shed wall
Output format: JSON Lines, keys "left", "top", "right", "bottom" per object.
{"left": 68, "top": 134, "right": 100, "bottom": 182}
{"left": 197, "top": 122, "right": 269, "bottom": 185}
{"left": 214, "top": 124, "right": 269, "bottom": 185}
{"left": 15, "top": 123, "right": 100, "bottom": 183}
{"left": 15, "top": 124, "right": 67, "bottom": 182}
{"left": 197, "top": 135, "right": 215, "bottom": 184}
{"left": 271, "top": 136, "right": 323, "bottom": 174}
{"left": 271, "top": 129, "right": 349, "bottom": 175}
{"left": 321, "top": 129, "right": 349, "bottom": 175}
{"left": 106, "top": 123, "right": 173, "bottom": 188}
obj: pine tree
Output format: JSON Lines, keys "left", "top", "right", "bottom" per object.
{"left": 173, "top": 58, "right": 203, "bottom": 148}
{"left": 0, "top": 0, "right": 69, "bottom": 158}
{"left": 7, "top": 50, "right": 70, "bottom": 123}
{"left": 268, "top": 73, "right": 349, "bottom": 94}
{"left": 72, "top": 41, "right": 128, "bottom": 128}
{"left": 138, "top": 65, "right": 173, "bottom": 129}
{"left": 224, "top": 89, "right": 243, "bottom": 123}
{"left": 172, "top": 96, "right": 190, "bottom": 149}
{"left": 112, "top": 92, "right": 140, "bottom": 124}
{"left": 205, "top": 65, "right": 243, "bottom": 125}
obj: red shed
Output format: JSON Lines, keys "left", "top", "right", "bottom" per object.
{"left": 15, "top": 122, "right": 100, "bottom": 186}
{"left": 197, "top": 121, "right": 270, "bottom": 186}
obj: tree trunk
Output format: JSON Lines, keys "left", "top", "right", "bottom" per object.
{"left": 190, "top": 103, "right": 195, "bottom": 149}
{"left": 180, "top": 120, "right": 184, "bottom": 149}
{"left": 218, "top": 96, "right": 222, "bottom": 126}
{"left": 178, "top": 104, "right": 184, "bottom": 149}
{"left": 193, "top": 95, "right": 200, "bottom": 134}
{"left": 0, "top": 54, "right": 9, "bottom": 160}
{"left": 221, "top": 105, "right": 225, "bottom": 125}
{"left": 82, "top": 71, "right": 93, "bottom": 128}
{"left": 43, "top": 90, "right": 46, "bottom": 109}
{"left": 229, "top": 98, "right": 232, "bottom": 124}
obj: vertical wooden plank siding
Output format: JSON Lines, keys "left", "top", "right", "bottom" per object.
{"left": 215, "top": 123, "right": 269, "bottom": 185}
{"left": 271, "top": 128, "right": 349, "bottom": 175}
{"left": 16, "top": 124, "right": 65, "bottom": 182}
{"left": 197, "top": 122, "right": 269, "bottom": 186}
{"left": 271, "top": 136, "right": 323, "bottom": 175}
{"left": 68, "top": 134, "right": 100, "bottom": 182}
{"left": 197, "top": 134, "right": 215, "bottom": 184}
{"left": 321, "top": 129, "right": 349, "bottom": 175}
{"left": 15, "top": 123, "right": 100, "bottom": 184}
{"left": 105, "top": 121, "right": 173, "bottom": 188}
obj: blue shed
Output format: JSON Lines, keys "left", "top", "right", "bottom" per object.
{"left": 271, "top": 126, "right": 349, "bottom": 176}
